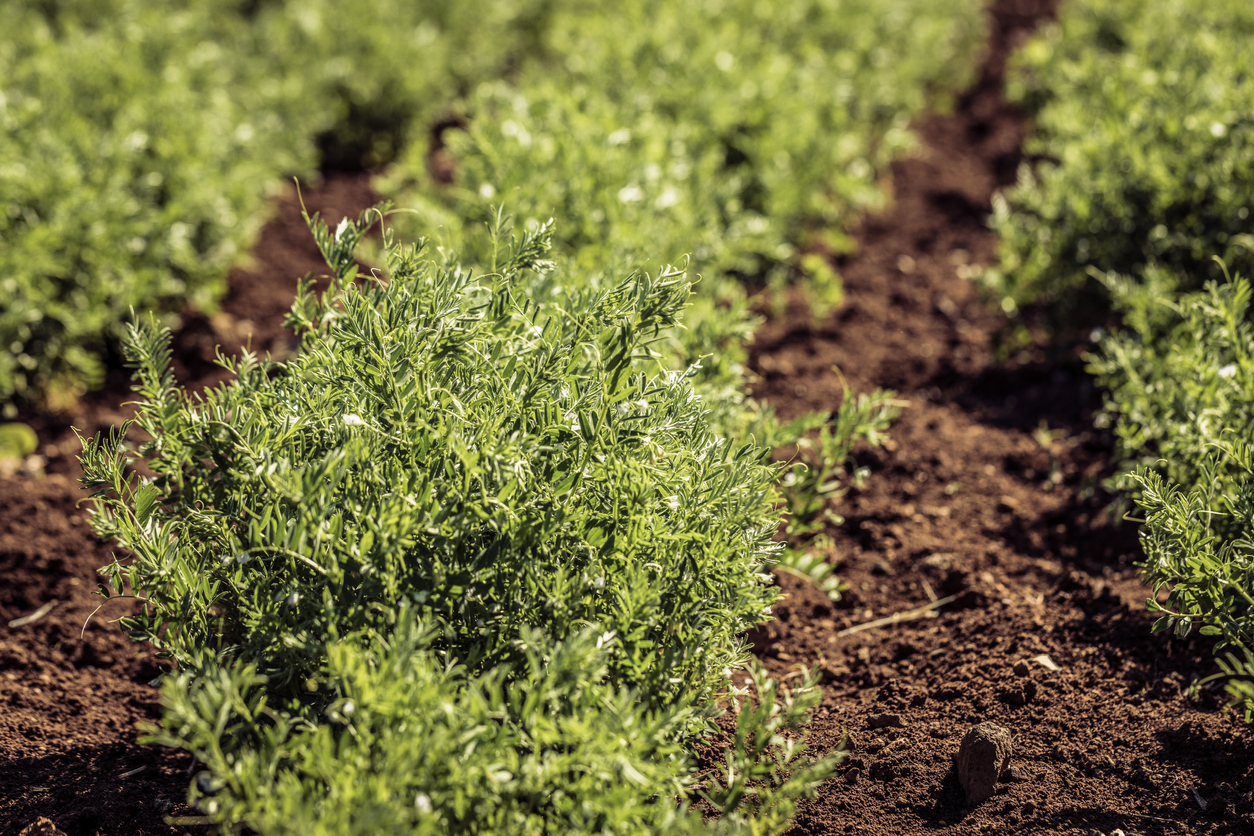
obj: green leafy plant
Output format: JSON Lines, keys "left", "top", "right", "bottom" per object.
{"left": 80, "top": 207, "right": 782, "bottom": 721}
{"left": 149, "top": 619, "right": 840, "bottom": 834}
{"left": 986, "top": 0, "right": 1254, "bottom": 322}
{"left": 1135, "top": 457, "right": 1254, "bottom": 720}
{"left": 81, "top": 209, "right": 845, "bottom": 832}
{"left": 0, "top": 0, "right": 302, "bottom": 410}
{"left": 1090, "top": 270, "right": 1254, "bottom": 509}
{"left": 1088, "top": 268, "right": 1254, "bottom": 718}
{"left": 767, "top": 387, "right": 900, "bottom": 601}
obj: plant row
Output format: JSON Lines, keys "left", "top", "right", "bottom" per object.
{"left": 382, "top": 0, "right": 984, "bottom": 395}
{"left": 2, "top": 0, "right": 985, "bottom": 414}
{"left": 990, "top": 0, "right": 1254, "bottom": 717}
{"left": 1, "top": 0, "right": 550, "bottom": 411}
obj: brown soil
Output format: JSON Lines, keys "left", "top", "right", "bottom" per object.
{"left": 3, "top": 1, "right": 1252, "bottom": 834}
{"left": 746, "top": 0, "right": 1254, "bottom": 833}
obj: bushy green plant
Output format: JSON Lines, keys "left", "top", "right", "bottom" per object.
{"left": 1090, "top": 269, "right": 1254, "bottom": 717}
{"left": 1135, "top": 460, "right": 1254, "bottom": 720}
{"left": 80, "top": 208, "right": 781, "bottom": 722}
{"left": 248, "top": 0, "right": 554, "bottom": 170}
{"left": 1090, "top": 271, "right": 1254, "bottom": 509}
{"left": 81, "top": 211, "right": 845, "bottom": 831}
{"left": 0, "top": 0, "right": 304, "bottom": 410}
{"left": 150, "top": 619, "right": 840, "bottom": 834}
{"left": 987, "top": 0, "right": 1254, "bottom": 319}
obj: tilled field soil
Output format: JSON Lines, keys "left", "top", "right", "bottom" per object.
{"left": 2, "top": 1, "right": 1252, "bottom": 834}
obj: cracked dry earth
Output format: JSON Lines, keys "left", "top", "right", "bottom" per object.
{"left": 2, "top": 0, "right": 1253, "bottom": 834}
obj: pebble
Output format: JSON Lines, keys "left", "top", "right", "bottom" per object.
{"left": 956, "top": 722, "right": 1013, "bottom": 804}
{"left": 1013, "top": 659, "right": 1032, "bottom": 677}
{"left": 869, "top": 712, "right": 904, "bottom": 729}
{"left": 844, "top": 767, "right": 861, "bottom": 784}
{"left": 1033, "top": 653, "right": 1062, "bottom": 672}
{"left": 19, "top": 820, "right": 67, "bottom": 836}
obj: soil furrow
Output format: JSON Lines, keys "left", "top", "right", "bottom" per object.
{"left": 746, "top": 1, "right": 1254, "bottom": 833}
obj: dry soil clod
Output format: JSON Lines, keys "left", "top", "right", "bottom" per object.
{"left": 19, "top": 819, "right": 68, "bottom": 836}
{"left": 956, "top": 721, "right": 1013, "bottom": 804}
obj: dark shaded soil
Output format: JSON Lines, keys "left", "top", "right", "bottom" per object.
{"left": 3, "top": 0, "right": 1252, "bottom": 834}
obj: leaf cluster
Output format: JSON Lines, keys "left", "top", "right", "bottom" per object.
{"left": 986, "top": 0, "right": 1254, "bottom": 322}
{"left": 1090, "top": 270, "right": 1254, "bottom": 716}
{"left": 81, "top": 209, "right": 781, "bottom": 723}
{"left": 81, "top": 212, "right": 845, "bottom": 831}
{"left": 1091, "top": 271, "right": 1254, "bottom": 505}
{"left": 150, "top": 618, "right": 840, "bottom": 835}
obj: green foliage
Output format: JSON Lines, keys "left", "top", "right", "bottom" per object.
{"left": 0, "top": 0, "right": 550, "bottom": 411}
{"left": 149, "top": 620, "right": 840, "bottom": 834}
{"left": 1091, "top": 270, "right": 1254, "bottom": 718}
{"left": 1090, "top": 272, "right": 1254, "bottom": 508}
{"left": 81, "top": 212, "right": 846, "bottom": 831}
{"left": 987, "top": 0, "right": 1254, "bottom": 319}
{"left": 80, "top": 209, "right": 782, "bottom": 723}
{"left": 769, "top": 388, "right": 900, "bottom": 601}
{"left": 1135, "top": 460, "right": 1254, "bottom": 720}
{"left": 248, "top": 0, "right": 554, "bottom": 171}
{"left": 0, "top": 422, "right": 38, "bottom": 460}
{"left": 779, "top": 389, "right": 900, "bottom": 538}
{"left": 0, "top": 0, "right": 300, "bottom": 409}
{"left": 383, "top": 0, "right": 985, "bottom": 381}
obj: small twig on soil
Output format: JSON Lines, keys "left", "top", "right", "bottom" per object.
{"left": 7, "top": 599, "right": 59, "bottom": 628}
{"left": 836, "top": 594, "right": 958, "bottom": 637}
{"left": 118, "top": 766, "right": 146, "bottom": 779}
{"left": 921, "top": 578, "right": 938, "bottom": 603}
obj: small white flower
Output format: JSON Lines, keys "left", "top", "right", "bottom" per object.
{"left": 341, "top": 700, "right": 354, "bottom": 716}
{"left": 334, "top": 217, "right": 350, "bottom": 243}
{"left": 593, "top": 576, "right": 606, "bottom": 589}
{"left": 665, "top": 495, "right": 680, "bottom": 512}
{"left": 287, "top": 592, "right": 300, "bottom": 606}
{"left": 236, "top": 553, "right": 249, "bottom": 565}
{"left": 414, "top": 793, "right": 433, "bottom": 814}
{"left": 479, "top": 182, "right": 496, "bottom": 199}
{"left": 342, "top": 413, "right": 365, "bottom": 427}
{"left": 1218, "top": 364, "right": 1238, "bottom": 379}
